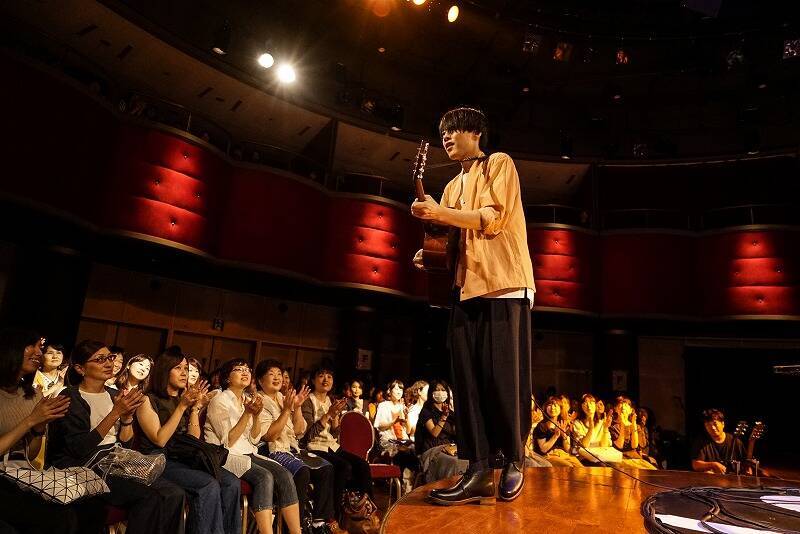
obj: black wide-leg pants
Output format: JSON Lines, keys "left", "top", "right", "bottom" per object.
{"left": 448, "top": 296, "right": 532, "bottom": 465}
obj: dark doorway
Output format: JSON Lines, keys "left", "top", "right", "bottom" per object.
{"left": 684, "top": 346, "right": 799, "bottom": 468}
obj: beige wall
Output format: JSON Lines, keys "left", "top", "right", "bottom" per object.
{"left": 638, "top": 336, "right": 686, "bottom": 433}
{"left": 77, "top": 263, "right": 339, "bottom": 382}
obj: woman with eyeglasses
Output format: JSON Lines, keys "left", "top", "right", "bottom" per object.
{"left": 0, "top": 329, "right": 107, "bottom": 534}
{"left": 204, "top": 359, "right": 302, "bottom": 534}
{"left": 48, "top": 340, "right": 186, "bottom": 534}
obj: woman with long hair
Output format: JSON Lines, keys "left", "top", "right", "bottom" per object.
{"left": 345, "top": 379, "right": 370, "bottom": 418}
{"left": 49, "top": 340, "right": 187, "bottom": 534}
{"left": 405, "top": 380, "right": 428, "bottom": 442}
{"left": 572, "top": 394, "right": 613, "bottom": 464}
{"left": 204, "top": 358, "right": 301, "bottom": 534}
{"left": 136, "top": 346, "right": 241, "bottom": 534}
{"left": 115, "top": 353, "right": 153, "bottom": 393}
{"left": 414, "top": 379, "right": 469, "bottom": 484}
{"left": 0, "top": 328, "right": 106, "bottom": 534}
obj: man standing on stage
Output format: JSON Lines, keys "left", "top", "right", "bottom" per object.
{"left": 411, "top": 107, "right": 535, "bottom": 505}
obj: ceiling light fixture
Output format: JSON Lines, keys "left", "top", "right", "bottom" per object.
{"left": 277, "top": 64, "right": 296, "bottom": 83}
{"left": 413, "top": 0, "right": 427, "bottom": 5}
{"left": 211, "top": 20, "right": 231, "bottom": 55}
{"left": 257, "top": 52, "right": 274, "bottom": 69}
{"left": 447, "top": 5, "right": 459, "bottom": 22}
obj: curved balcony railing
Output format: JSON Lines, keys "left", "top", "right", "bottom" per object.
{"left": 525, "top": 204, "right": 592, "bottom": 228}
{"left": 700, "top": 204, "right": 800, "bottom": 230}
{"left": 601, "top": 209, "right": 692, "bottom": 231}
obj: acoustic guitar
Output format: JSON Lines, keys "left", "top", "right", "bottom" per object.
{"left": 732, "top": 420, "right": 766, "bottom": 474}
{"left": 411, "top": 141, "right": 459, "bottom": 307}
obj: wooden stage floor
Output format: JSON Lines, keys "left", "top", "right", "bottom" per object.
{"left": 379, "top": 467, "right": 800, "bottom": 534}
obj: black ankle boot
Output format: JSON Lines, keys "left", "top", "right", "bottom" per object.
{"left": 498, "top": 461, "right": 524, "bottom": 501}
{"left": 427, "top": 468, "right": 495, "bottom": 506}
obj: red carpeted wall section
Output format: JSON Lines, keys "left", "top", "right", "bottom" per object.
{"left": 528, "top": 228, "right": 597, "bottom": 312}
{"left": 4, "top": 54, "right": 800, "bottom": 316}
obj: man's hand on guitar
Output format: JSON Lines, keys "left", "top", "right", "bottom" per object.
{"left": 411, "top": 195, "right": 440, "bottom": 221}
{"left": 412, "top": 249, "right": 424, "bottom": 270}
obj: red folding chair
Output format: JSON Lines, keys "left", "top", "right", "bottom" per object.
{"left": 339, "top": 411, "right": 402, "bottom": 504}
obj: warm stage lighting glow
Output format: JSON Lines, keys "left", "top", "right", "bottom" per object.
{"left": 277, "top": 64, "right": 296, "bottom": 83}
{"left": 413, "top": 0, "right": 427, "bottom": 5}
{"left": 448, "top": 5, "right": 459, "bottom": 22}
{"left": 257, "top": 53, "right": 274, "bottom": 69}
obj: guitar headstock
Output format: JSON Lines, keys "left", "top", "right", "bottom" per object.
{"left": 411, "top": 140, "right": 429, "bottom": 183}
{"left": 734, "top": 420, "right": 749, "bottom": 440}
{"left": 749, "top": 421, "right": 766, "bottom": 441}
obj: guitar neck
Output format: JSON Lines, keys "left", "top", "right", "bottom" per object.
{"left": 746, "top": 437, "right": 756, "bottom": 460}
{"left": 414, "top": 179, "right": 426, "bottom": 202}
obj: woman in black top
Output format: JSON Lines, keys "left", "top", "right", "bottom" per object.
{"left": 415, "top": 380, "right": 468, "bottom": 483}
{"left": 136, "top": 346, "right": 242, "bottom": 534}
{"left": 49, "top": 340, "right": 186, "bottom": 534}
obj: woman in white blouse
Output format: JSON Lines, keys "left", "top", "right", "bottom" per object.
{"left": 572, "top": 394, "right": 613, "bottom": 463}
{"left": 204, "top": 359, "right": 302, "bottom": 534}
{"left": 373, "top": 380, "right": 419, "bottom": 493}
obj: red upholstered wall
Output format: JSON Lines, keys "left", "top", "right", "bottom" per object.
{"left": 600, "top": 233, "right": 696, "bottom": 316}
{"left": 528, "top": 228, "right": 597, "bottom": 312}
{"left": 698, "top": 230, "right": 800, "bottom": 316}
{"left": 5, "top": 53, "right": 800, "bottom": 316}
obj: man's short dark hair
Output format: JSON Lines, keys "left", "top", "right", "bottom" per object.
{"left": 702, "top": 408, "right": 725, "bottom": 422}
{"left": 439, "top": 107, "right": 489, "bottom": 148}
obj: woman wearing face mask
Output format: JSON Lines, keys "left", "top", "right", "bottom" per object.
{"left": 345, "top": 379, "right": 369, "bottom": 417}
{"left": 116, "top": 354, "right": 153, "bottom": 393}
{"left": 532, "top": 396, "right": 582, "bottom": 467}
{"left": 34, "top": 342, "right": 69, "bottom": 397}
{"left": 405, "top": 380, "right": 428, "bottom": 442}
{"left": 415, "top": 380, "right": 469, "bottom": 484}
{"left": 136, "top": 346, "right": 241, "bottom": 534}
{"left": 374, "top": 380, "right": 419, "bottom": 493}
{"left": 300, "top": 365, "right": 373, "bottom": 516}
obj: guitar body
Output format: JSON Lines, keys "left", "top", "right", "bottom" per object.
{"left": 422, "top": 223, "right": 459, "bottom": 307}
{"left": 411, "top": 141, "right": 459, "bottom": 308}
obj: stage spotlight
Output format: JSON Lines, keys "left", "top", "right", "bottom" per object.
{"left": 448, "top": 5, "right": 459, "bottom": 22}
{"left": 212, "top": 21, "right": 231, "bottom": 55}
{"left": 615, "top": 47, "right": 630, "bottom": 65}
{"left": 413, "top": 0, "right": 427, "bottom": 5}
{"left": 783, "top": 38, "right": 800, "bottom": 59}
{"left": 257, "top": 52, "right": 274, "bottom": 69}
{"left": 277, "top": 64, "right": 296, "bottom": 83}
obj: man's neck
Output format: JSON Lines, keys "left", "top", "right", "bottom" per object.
{"left": 712, "top": 432, "right": 727, "bottom": 445}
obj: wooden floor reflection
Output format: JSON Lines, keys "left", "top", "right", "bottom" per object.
{"left": 379, "top": 467, "right": 800, "bottom": 534}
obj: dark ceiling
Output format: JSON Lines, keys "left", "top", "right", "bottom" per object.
{"left": 88, "top": 1, "right": 800, "bottom": 157}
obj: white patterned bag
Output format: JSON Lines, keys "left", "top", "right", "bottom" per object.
{"left": 1, "top": 464, "right": 109, "bottom": 504}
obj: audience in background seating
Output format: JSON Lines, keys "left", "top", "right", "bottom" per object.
{"left": 300, "top": 365, "right": 373, "bottom": 516}
{"left": 0, "top": 328, "right": 106, "bottom": 534}
{"left": 104, "top": 346, "right": 125, "bottom": 389}
{"left": 115, "top": 354, "right": 153, "bottom": 393}
{"left": 49, "top": 340, "right": 187, "bottom": 534}
{"left": 572, "top": 394, "right": 613, "bottom": 464}
{"left": 136, "top": 346, "right": 241, "bottom": 534}
{"left": 345, "top": 379, "right": 370, "bottom": 418}
{"left": 414, "top": 379, "right": 469, "bottom": 483}
{"left": 405, "top": 380, "right": 428, "bottom": 442}
{"left": 255, "top": 360, "right": 343, "bottom": 534}
{"left": 533, "top": 396, "right": 583, "bottom": 467}
{"left": 33, "top": 341, "right": 68, "bottom": 397}
{"left": 609, "top": 396, "right": 657, "bottom": 470}
{"left": 374, "top": 380, "right": 419, "bottom": 493}
{"left": 204, "top": 358, "right": 302, "bottom": 534}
